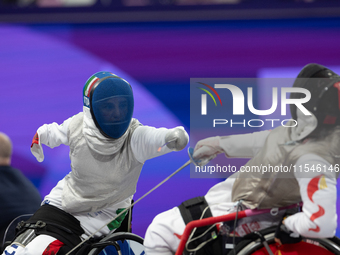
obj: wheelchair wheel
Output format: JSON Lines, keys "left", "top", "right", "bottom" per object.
{"left": 88, "top": 232, "right": 144, "bottom": 255}
{"left": 228, "top": 227, "right": 340, "bottom": 255}
{"left": 1, "top": 214, "right": 33, "bottom": 252}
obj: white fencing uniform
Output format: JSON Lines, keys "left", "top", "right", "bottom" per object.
{"left": 144, "top": 126, "right": 339, "bottom": 255}
{"left": 3, "top": 107, "right": 188, "bottom": 255}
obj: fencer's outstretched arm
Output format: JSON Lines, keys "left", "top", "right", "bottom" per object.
{"left": 284, "top": 154, "right": 337, "bottom": 238}
{"left": 192, "top": 130, "right": 270, "bottom": 164}
{"left": 30, "top": 115, "right": 75, "bottom": 162}
{"left": 131, "top": 126, "right": 189, "bottom": 163}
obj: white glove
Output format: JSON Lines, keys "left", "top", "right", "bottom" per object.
{"left": 192, "top": 136, "right": 223, "bottom": 166}
{"left": 165, "top": 126, "right": 189, "bottom": 151}
{"left": 30, "top": 132, "right": 44, "bottom": 162}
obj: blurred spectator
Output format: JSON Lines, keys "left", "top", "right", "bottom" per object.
{"left": 0, "top": 132, "right": 41, "bottom": 245}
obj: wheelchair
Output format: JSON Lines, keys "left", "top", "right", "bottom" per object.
{"left": 1, "top": 207, "right": 146, "bottom": 255}
{"left": 1, "top": 214, "right": 33, "bottom": 251}
{"left": 77, "top": 209, "right": 145, "bottom": 255}
{"left": 175, "top": 203, "right": 340, "bottom": 255}
{"left": 85, "top": 207, "right": 145, "bottom": 255}
{"left": 230, "top": 226, "right": 340, "bottom": 255}
{"left": 86, "top": 232, "right": 144, "bottom": 255}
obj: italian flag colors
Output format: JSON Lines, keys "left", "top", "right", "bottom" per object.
{"left": 83, "top": 75, "right": 100, "bottom": 98}
{"left": 83, "top": 72, "right": 118, "bottom": 98}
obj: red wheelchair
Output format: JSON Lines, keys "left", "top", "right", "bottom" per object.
{"left": 175, "top": 203, "right": 340, "bottom": 255}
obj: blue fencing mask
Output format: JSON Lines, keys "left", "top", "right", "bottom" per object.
{"left": 83, "top": 72, "right": 134, "bottom": 139}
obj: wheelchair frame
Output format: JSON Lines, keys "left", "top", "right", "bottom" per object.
{"left": 233, "top": 229, "right": 340, "bottom": 255}
{"left": 87, "top": 232, "right": 144, "bottom": 255}
{"left": 175, "top": 203, "right": 307, "bottom": 255}
{"left": 1, "top": 206, "right": 141, "bottom": 255}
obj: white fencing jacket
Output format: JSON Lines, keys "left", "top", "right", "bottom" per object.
{"left": 32, "top": 108, "right": 176, "bottom": 214}
{"left": 218, "top": 125, "right": 340, "bottom": 238}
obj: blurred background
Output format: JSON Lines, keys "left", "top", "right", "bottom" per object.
{"left": 1, "top": 0, "right": 340, "bottom": 238}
